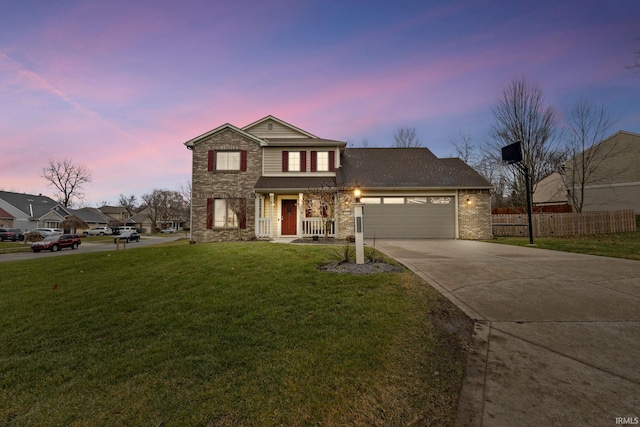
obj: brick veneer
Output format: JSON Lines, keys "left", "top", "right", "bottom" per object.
{"left": 458, "top": 189, "right": 492, "bottom": 239}
{"left": 190, "top": 129, "right": 262, "bottom": 242}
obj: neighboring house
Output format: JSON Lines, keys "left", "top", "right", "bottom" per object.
{"left": 0, "top": 191, "right": 68, "bottom": 231}
{"left": 184, "top": 115, "right": 493, "bottom": 242}
{"left": 533, "top": 172, "right": 568, "bottom": 207}
{"left": 131, "top": 207, "right": 185, "bottom": 233}
{"left": 0, "top": 207, "right": 14, "bottom": 228}
{"left": 99, "top": 205, "right": 136, "bottom": 227}
{"left": 0, "top": 191, "right": 131, "bottom": 234}
{"left": 534, "top": 130, "right": 640, "bottom": 213}
{"left": 73, "top": 207, "right": 113, "bottom": 233}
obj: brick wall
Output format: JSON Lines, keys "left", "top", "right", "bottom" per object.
{"left": 190, "top": 129, "right": 262, "bottom": 242}
{"left": 458, "top": 189, "right": 492, "bottom": 240}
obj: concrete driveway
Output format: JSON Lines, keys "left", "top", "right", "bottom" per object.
{"left": 374, "top": 239, "right": 640, "bottom": 427}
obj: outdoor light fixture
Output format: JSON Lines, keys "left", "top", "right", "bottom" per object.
{"left": 466, "top": 198, "right": 472, "bottom": 206}
{"left": 354, "top": 187, "right": 361, "bottom": 203}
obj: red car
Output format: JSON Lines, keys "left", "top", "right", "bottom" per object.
{"left": 31, "top": 234, "right": 82, "bottom": 252}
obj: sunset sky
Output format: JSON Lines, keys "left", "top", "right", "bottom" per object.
{"left": 1, "top": 0, "right": 639, "bottom": 206}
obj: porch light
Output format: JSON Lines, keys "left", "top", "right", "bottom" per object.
{"left": 466, "top": 198, "right": 472, "bottom": 206}
{"left": 353, "top": 187, "right": 361, "bottom": 203}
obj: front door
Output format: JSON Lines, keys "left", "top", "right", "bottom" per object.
{"left": 281, "top": 200, "right": 297, "bottom": 235}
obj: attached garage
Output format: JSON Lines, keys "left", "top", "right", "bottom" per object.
{"left": 362, "top": 196, "right": 456, "bottom": 239}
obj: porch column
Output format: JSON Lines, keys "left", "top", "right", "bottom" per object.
{"left": 298, "top": 193, "right": 304, "bottom": 237}
{"left": 269, "top": 193, "right": 275, "bottom": 238}
{"left": 254, "top": 193, "right": 261, "bottom": 237}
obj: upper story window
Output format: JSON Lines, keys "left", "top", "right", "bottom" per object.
{"left": 310, "top": 151, "right": 335, "bottom": 172}
{"left": 217, "top": 152, "right": 240, "bottom": 170}
{"left": 282, "top": 151, "right": 306, "bottom": 172}
{"left": 208, "top": 150, "right": 247, "bottom": 172}
{"left": 288, "top": 152, "right": 301, "bottom": 171}
{"left": 316, "top": 152, "right": 329, "bottom": 171}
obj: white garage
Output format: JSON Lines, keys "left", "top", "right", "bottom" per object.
{"left": 361, "top": 196, "right": 456, "bottom": 239}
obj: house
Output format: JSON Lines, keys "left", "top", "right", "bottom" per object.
{"left": 534, "top": 130, "right": 640, "bottom": 213}
{"left": 184, "top": 115, "right": 493, "bottom": 242}
{"left": 0, "top": 191, "right": 124, "bottom": 234}
{"left": 0, "top": 191, "right": 67, "bottom": 231}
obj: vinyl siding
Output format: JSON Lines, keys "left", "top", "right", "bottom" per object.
{"left": 263, "top": 147, "right": 338, "bottom": 175}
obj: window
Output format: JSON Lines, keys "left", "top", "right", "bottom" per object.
{"left": 383, "top": 197, "right": 405, "bottom": 204}
{"left": 208, "top": 150, "right": 247, "bottom": 172}
{"left": 288, "top": 152, "right": 300, "bottom": 171}
{"left": 311, "top": 151, "right": 335, "bottom": 172}
{"left": 282, "top": 151, "right": 306, "bottom": 172}
{"left": 316, "top": 152, "right": 329, "bottom": 171}
{"left": 207, "top": 198, "right": 247, "bottom": 229}
{"left": 217, "top": 152, "right": 240, "bottom": 171}
{"left": 360, "top": 197, "right": 381, "bottom": 204}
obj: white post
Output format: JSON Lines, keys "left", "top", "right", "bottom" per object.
{"left": 354, "top": 203, "right": 364, "bottom": 264}
{"left": 269, "top": 193, "right": 275, "bottom": 238}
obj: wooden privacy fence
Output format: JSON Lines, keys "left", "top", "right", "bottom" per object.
{"left": 492, "top": 210, "right": 636, "bottom": 237}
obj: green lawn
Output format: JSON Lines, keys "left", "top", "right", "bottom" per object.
{"left": 488, "top": 229, "right": 640, "bottom": 260}
{"left": 0, "top": 241, "right": 470, "bottom": 426}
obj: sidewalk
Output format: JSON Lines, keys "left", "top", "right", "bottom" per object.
{"left": 374, "top": 239, "right": 640, "bottom": 427}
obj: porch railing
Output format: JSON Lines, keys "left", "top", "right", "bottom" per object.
{"left": 257, "top": 218, "right": 272, "bottom": 238}
{"left": 302, "top": 218, "right": 335, "bottom": 237}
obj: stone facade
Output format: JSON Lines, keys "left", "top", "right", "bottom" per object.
{"left": 458, "top": 189, "right": 492, "bottom": 240}
{"left": 190, "top": 129, "right": 262, "bottom": 242}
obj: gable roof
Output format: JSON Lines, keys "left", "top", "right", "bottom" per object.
{"left": 337, "top": 148, "right": 493, "bottom": 189}
{"left": 0, "top": 191, "right": 62, "bottom": 218}
{"left": 184, "top": 123, "right": 267, "bottom": 149}
{"left": 0, "top": 207, "right": 14, "bottom": 219}
{"left": 72, "top": 207, "right": 112, "bottom": 224}
{"left": 242, "top": 115, "right": 318, "bottom": 138}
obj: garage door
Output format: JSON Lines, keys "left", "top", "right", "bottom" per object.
{"left": 362, "top": 197, "right": 455, "bottom": 239}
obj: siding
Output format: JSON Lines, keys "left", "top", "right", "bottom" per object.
{"left": 245, "top": 120, "right": 308, "bottom": 139}
{"left": 263, "top": 147, "right": 338, "bottom": 175}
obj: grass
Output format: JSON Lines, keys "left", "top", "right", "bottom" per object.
{"left": 0, "top": 241, "right": 470, "bottom": 426}
{"left": 488, "top": 228, "right": 640, "bottom": 260}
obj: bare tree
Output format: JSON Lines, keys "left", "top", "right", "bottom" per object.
{"left": 393, "top": 127, "right": 422, "bottom": 148}
{"left": 305, "top": 181, "right": 351, "bottom": 238}
{"left": 485, "top": 78, "right": 563, "bottom": 207}
{"left": 41, "top": 159, "right": 92, "bottom": 207}
{"left": 451, "top": 132, "right": 477, "bottom": 164}
{"left": 561, "top": 100, "right": 617, "bottom": 212}
{"left": 118, "top": 194, "right": 139, "bottom": 212}
{"left": 141, "top": 189, "right": 187, "bottom": 232}
{"left": 625, "top": 37, "right": 640, "bottom": 70}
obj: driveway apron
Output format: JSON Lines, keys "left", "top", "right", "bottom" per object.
{"left": 374, "top": 239, "right": 640, "bottom": 427}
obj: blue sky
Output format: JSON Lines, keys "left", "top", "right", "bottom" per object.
{"left": 1, "top": 0, "right": 638, "bottom": 205}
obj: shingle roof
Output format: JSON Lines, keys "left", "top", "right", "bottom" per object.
{"left": 254, "top": 177, "right": 337, "bottom": 193}
{"left": 337, "top": 148, "right": 493, "bottom": 189}
{"left": 0, "top": 191, "right": 60, "bottom": 218}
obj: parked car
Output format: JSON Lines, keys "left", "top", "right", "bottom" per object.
{"left": 33, "top": 228, "right": 63, "bottom": 237}
{"left": 85, "top": 227, "right": 113, "bottom": 236}
{"left": 160, "top": 227, "right": 176, "bottom": 233}
{"left": 114, "top": 231, "right": 140, "bottom": 243}
{"left": 0, "top": 228, "right": 24, "bottom": 241}
{"left": 31, "top": 234, "right": 82, "bottom": 252}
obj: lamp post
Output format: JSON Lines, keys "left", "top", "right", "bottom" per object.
{"left": 353, "top": 187, "right": 364, "bottom": 264}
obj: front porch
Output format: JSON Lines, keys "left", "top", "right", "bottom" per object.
{"left": 255, "top": 193, "right": 337, "bottom": 239}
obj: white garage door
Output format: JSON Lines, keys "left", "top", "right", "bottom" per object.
{"left": 362, "top": 197, "right": 455, "bottom": 239}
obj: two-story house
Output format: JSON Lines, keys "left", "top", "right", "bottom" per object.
{"left": 185, "top": 116, "right": 493, "bottom": 242}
